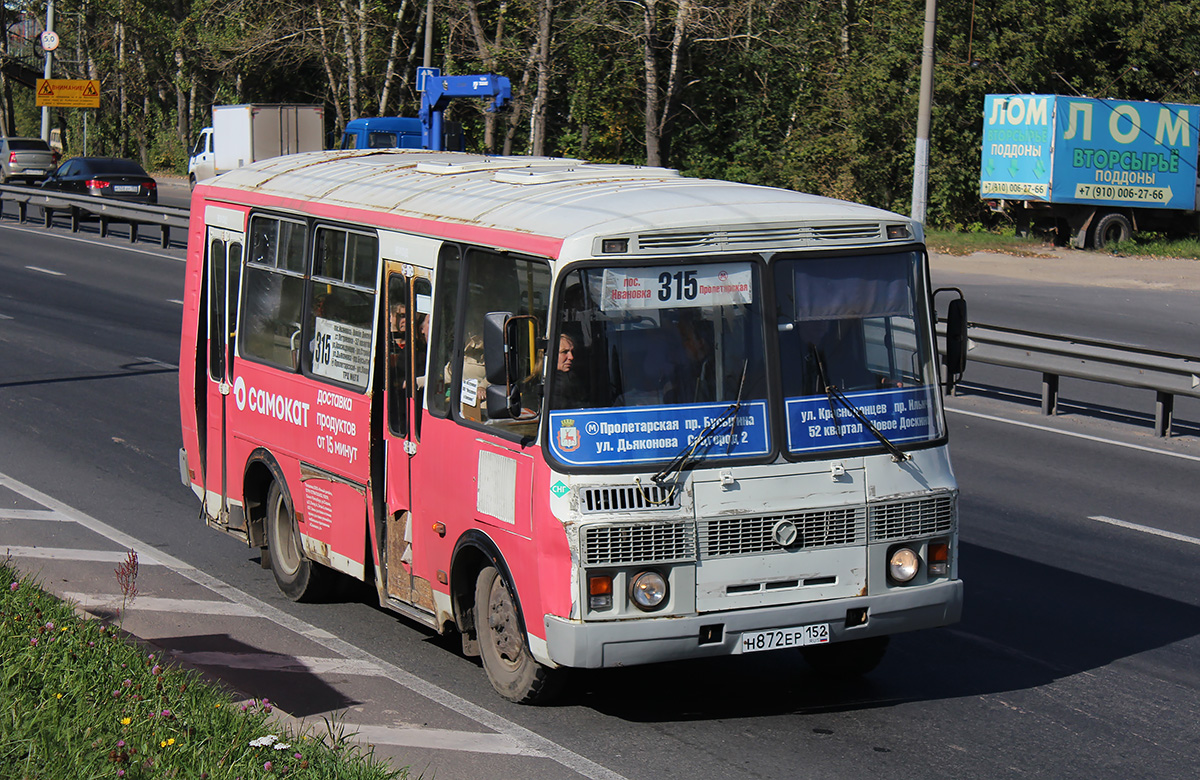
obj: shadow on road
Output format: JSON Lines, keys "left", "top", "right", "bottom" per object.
{"left": 151, "top": 633, "right": 362, "bottom": 718}
{"left": 564, "top": 540, "right": 1200, "bottom": 720}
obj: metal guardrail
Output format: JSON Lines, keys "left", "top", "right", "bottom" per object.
{"left": 0, "top": 184, "right": 190, "bottom": 249}
{"left": 948, "top": 321, "right": 1200, "bottom": 437}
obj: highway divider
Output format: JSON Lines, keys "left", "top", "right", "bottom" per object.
{"left": 941, "top": 321, "right": 1200, "bottom": 437}
{"left": 0, "top": 182, "right": 189, "bottom": 249}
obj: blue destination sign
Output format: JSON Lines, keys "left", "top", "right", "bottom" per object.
{"left": 548, "top": 401, "right": 770, "bottom": 467}
{"left": 785, "top": 387, "right": 937, "bottom": 454}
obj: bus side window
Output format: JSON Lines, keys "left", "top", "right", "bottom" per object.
{"left": 240, "top": 216, "right": 307, "bottom": 371}
{"left": 457, "top": 248, "right": 550, "bottom": 430}
{"left": 304, "top": 226, "right": 378, "bottom": 391}
{"left": 427, "top": 246, "right": 462, "bottom": 419}
{"left": 412, "top": 277, "right": 432, "bottom": 438}
{"left": 386, "top": 274, "right": 408, "bottom": 437}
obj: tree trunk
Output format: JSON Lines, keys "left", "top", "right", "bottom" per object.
{"left": 379, "top": 0, "right": 411, "bottom": 115}
{"left": 640, "top": 0, "right": 661, "bottom": 166}
{"left": 118, "top": 20, "right": 128, "bottom": 156}
{"left": 502, "top": 40, "right": 539, "bottom": 155}
{"left": 175, "top": 50, "right": 190, "bottom": 153}
{"left": 316, "top": 3, "right": 347, "bottom": 130}
{"left": 530, "top": 0, "right": 553, "bottom": 156}
{"left": 464, "top": 0, "right": 506, "bottom": 151}
{"left": 338, "top": 0, "right": 360, "bottom": 120}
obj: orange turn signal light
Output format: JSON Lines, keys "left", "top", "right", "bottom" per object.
{"left": 928, "top": 541, "right": 949, "bottom": 576}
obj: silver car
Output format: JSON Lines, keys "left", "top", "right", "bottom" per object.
{"left": 0, "top": 137, "right": 56, "bottom": 184}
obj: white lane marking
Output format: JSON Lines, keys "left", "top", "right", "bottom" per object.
{"left": 1088, "top": 515, "right": 1200, "bottom": 547}
{"left": 0, "top": 508, "right": 73, "bottom": 521}
{"left": 1, "top": 222, "right": 182, "bottom": 261}
{"left": 4, "top": 545, "right": 165, "bottom": 564}
{"left": 946, "top": 407, "right": 1200, "bottom": 464}
{"left": 0, "top": 471, "right": 631, "bottom": 780}
{"left": 167, "top": 299, "right": 184, "bottom": 305}
{"left": 176, "top": 651, "right": 383, "bottom": 677}
{"left": 25, "top": 265, "right": 64, "bottom": 276}
{"left": 62, "top": 592, "right": 260, "bottom": 617}
{"left": 0, "top": 312, "right": 12, "bottom": 320}
{"left": 349, "top": 724, "right": 542, "bottom": 756}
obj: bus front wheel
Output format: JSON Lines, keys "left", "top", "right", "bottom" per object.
{"left": 266, "top": 481, "right": 330, "bottom": 602}
{"left": 474, "top": 566, "right": 562, "bottom": 704}
{"left": 801, "top": 635, "right": 890, "bottom": 677}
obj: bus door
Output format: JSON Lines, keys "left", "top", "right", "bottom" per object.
{"left": 382, "top": 254, "right": 435, "bottom": 613}
{"left": 203, "top": 226, "right": 244, "bottom": 524}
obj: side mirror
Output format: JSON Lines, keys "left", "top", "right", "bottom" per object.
{"left": 486, "top": 382, "right": 519, "bottom": 419}
{"left": 934, "top": 288, "right": 968, "bottom": 392}
{"left": 482, "top": 312, "right": 541, "bottom": 420}
{"left": 483, "top": 311, "right": 512, "bottom": 386}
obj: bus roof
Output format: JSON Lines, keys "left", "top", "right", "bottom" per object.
{"left": 202, "top": 150, "right": 918, "bottom": 257}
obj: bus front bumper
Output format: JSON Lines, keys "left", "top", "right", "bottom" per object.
{"left": 543, "top": 579, "right": 962, "bottom": 669}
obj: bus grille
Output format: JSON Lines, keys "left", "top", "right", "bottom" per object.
{"left": 582, "top": 521, "right": 696, "bottom": 565}
{"left": 578, "top": 484, "right": 681, "bottom": 513}
{"left": 868, "top": 493, "right": 957, "bottom": 541}
{"left": 699, "top": 506, "right": 865, "bottom": 558}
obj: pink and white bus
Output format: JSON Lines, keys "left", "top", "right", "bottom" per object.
{"left": 178, "top": 150, "right": 968, "bottom": 702}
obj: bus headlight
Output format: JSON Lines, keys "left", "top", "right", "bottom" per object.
{"left": 629, "top": 571, "right": 668, "bottom": 610}
{"left": 888, "top": 547, "right": 920, "bottom": 583}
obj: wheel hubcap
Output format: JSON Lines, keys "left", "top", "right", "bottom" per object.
{"left": 487, "top": 581, "right": 522, "bottom": 666}
{"left": 273, "top": 496, "right": 300, "bottom": 574}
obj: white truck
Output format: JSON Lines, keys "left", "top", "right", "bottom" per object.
{"left": 188, "top": 104, "right": 325, "bottom": 186}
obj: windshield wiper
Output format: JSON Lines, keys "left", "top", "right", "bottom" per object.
{"left": 810, "top": 346, "right": 910, "bottom": 462}
{"left": 649, "top": 360, "right": 748, "bottom": 493}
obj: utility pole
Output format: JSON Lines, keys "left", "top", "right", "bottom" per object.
{"left": 40, "top": 0, "right": 55, "bottom": 142}
{"left": 910, "top": 0, "right": 936, "bottom": 224}
{"left": 422, "top": 0, "right": 434, "bottom": 68}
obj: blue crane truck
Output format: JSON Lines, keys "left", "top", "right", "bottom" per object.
{"left": 980, "top": 94, "right": 1200, "bottom": 248}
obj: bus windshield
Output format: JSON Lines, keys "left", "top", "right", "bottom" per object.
{"left": 774, "top": 251, "right": 943, "bottom": 456}
{"left": 547, "top": 259, "right": 769, "bottom": 468}
{"left": 546, "top": 251, "right": 943, "bottom": 467}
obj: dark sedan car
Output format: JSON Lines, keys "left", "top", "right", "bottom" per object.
{"left": 41, "top": 157, "right": 157, "bottom": 204}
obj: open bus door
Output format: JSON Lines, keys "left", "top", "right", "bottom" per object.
{"left": 203, "top": 226, "right": 244, "bottom": 524}
{"left": 381, "top": 260, "right": 436, "bottom": 618}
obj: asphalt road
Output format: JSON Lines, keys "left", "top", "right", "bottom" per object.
{"left": 1, "top": 225, "right": 1198, "bottom": 779}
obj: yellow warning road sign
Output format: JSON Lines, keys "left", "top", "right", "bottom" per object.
{"left": 36, "top": 79, "right": 100, "bottom": 108}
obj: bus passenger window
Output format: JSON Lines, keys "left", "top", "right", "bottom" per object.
{"left": 305, "top": 226, "right": 378, "bottom": 391}
{"left": 240, "top": 216, "right": 307, "bottom": 371}
{"left": 386, "top": 275, "right": 408, "bottom": 437}
{"left": 427, "top": 246, "right": 462, "bottom": 419}
{"left": 457, "top": 248, "right": 550, "bottom": 431}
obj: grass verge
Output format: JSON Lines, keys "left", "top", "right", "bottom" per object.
{"left": 927, "top": 227, "right": 1200, "bottom": 261}
{"left": 1, "top": 560, "right": 406, "bottom": 780}
{"left": 925, "top": 228, "right": 1055, "bottom": 257}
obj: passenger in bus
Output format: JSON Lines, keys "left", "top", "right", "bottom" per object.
{"left": 677, "top": 317, "right": 715, "bottom": 402}
{"left": 550, "top": 333, "right": 589, "bottom": 408}
{"left": 413, "top": 313, "right": 429, "bottom": 390}
{"left": 389, "top": 300, "right": 407, "bottom": 351}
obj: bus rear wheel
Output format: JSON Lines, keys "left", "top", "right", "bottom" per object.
{"left": 801, "top": 635, "right": 890, "bottom": 677}
{"left": 266, "top": 481, "right": 330, "bottom": 602}
{"left": 474, "top": 566, "right": 562, "bottom": 704}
